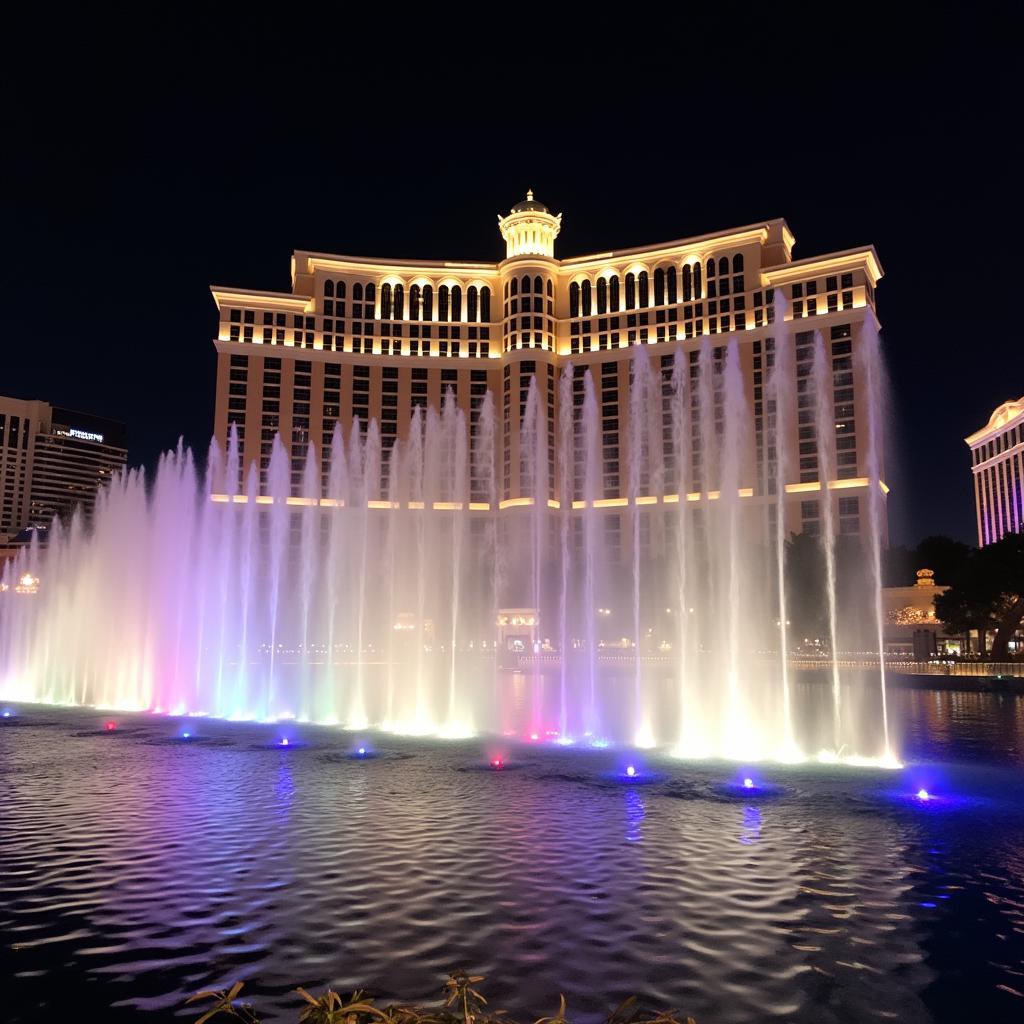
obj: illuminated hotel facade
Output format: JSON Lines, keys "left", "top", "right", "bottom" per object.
{"left": 211, "top": 193, "right": 885, "bottom": 552}
{"left": 966, "top": 396, "right": 1023, "bottom": 546}
{"left": 0, "top": 397, "right": 127, "bottom": 542}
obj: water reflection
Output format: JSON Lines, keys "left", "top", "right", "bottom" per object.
{"left": 739, "top": 806, "right": 761, "bottom": 845}
{"left": 624, "top": 789, "right": 644, "bottom": 843}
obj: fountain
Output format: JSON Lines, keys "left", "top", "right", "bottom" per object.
{"left": 0, "top": 324, "right": 896, "bottom": 764}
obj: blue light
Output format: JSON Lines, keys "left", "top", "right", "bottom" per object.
{"left": 2, "top": 709, "right": 12, "bottom": 718}
{"left": 743, "top": 777, "right": 754, "bottom": 789}
{"left": 626, "top": 765, "right": 636, "bottom": 778}
{"left": 358, "top": 747, "right": 366, "bottom": 755}
{"left": 182, "top": 732, "right": 191, "bottom": 739}
{"left": 917, "top": 788, "right": 930, "bottom": 801}
{"left": 279, "top": 737, "right": 289, "bottom": 747}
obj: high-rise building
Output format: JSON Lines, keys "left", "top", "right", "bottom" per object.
{"left": 210, "top": 193, "right": 886, "bottom": 548}
{"left": 966, "top": 396, "right": 1023, "bottom": 545}
{"left": 0, "top": 397, "right": 128, "bottom": 541}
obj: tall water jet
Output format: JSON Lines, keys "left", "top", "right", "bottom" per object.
{"left": 811, "top": 333, "right": 843, "bottom": 751}
{"left": 859, "top": 316, "right": 893, "bottom": 761}
{"left": 581, "top": 370, "right": 601, "bottom": 738}
{"left": 768, "top": 295, "right": 797, "bottom": 757}
{"left": 557, "top": 362, "right": 574, "bottom": 739}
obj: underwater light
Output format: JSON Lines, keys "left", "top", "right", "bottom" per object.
{"left": 104, "top": 721, "right": 117, "bottom": 731}
{"left": 491, "top": 757, "right": 504, "bottom": 769}
{"left": 2, "top": 709, "right": 12, "bottom": 718}
{"left": 357, "top": 746, "right": 366, "bottom": 755}
{"left": 626, "top": 765, "right": 637, "bottom": 778}
{"left": 279, "top": 737, "right": 289, "bottom": 747}
{"left": 182, "top": 731, "right": 191, "bottom": 739}
{"left": 743, "top": 777, "right": 754, "bottom": 789}
{"left": 917, "top": 788, "right": 930, "bottom": 801}
{"left": 529, "top": 732, "right": 539, "bottom": 741}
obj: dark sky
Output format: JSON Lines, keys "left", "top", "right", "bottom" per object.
{"left": 3, "top": 7, "right": 1019, "bottom": 546}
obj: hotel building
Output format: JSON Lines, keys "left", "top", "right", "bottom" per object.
{"left": 966, "top": 396, "right": 1023, "bottom": 546}
{"left": 0, "top": 397, "right": 128, "bottom": 542}
{"left": 210, "top": 193, "right": 885, "bottom": 550}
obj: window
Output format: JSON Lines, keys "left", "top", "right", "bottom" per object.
{"left": 597, "top": 276, "right": 607, "bottom": 313}
{"left": 609, "top": 275, "right": 620, "bottom": 312}
{"left": 381, "top": 284, "right": 392, "bottom": 320}
{"left": 393, "top": 284, "right": 404, "bottom": 320}
{"left": 468, "top": 286, "right": 478, "bottom": 322}
{"left": 638, "top": 271, "right": 649, "bottom": 308}
{"left": 423, "top": 285, "right": 433, "bottom": 320}
{"left": 481, "top": 286, "right": 490, "bottom": 321}
{"left": 625, "top": 273, "right": 636, "bottom": 309}
{"left": 410, "top": 284, "right": 421, "bottom": 319}
{"left": 451, "top": 285, "right": 462, "bottom": 322}
{"left": 683, "top": 264, "right": 692, "bottom": 301}
{"left": 439, "top": 286, "right": 450, "bottom": 321}
{"left": 581, "top": 279, "right": 592, "bottom": 316}
{"left": 570, "top": 281, "right": 580, "bottom": 318}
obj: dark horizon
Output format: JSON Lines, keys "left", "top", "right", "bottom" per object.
{"left": 4, "top": 6, "right": 1019, "bottom": 547}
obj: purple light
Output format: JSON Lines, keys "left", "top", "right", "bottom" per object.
{"left": 279, "top": 737, "right": 289, "bottom": 747}
{"left": 917, "top": 788, "right": 930, "bottom": 801}
{"left": 182, "top": 731, "right": 191, "bottom": 739}
{"left": 743, "top": 777, "right": 754, "bottom": 789}
{"left": 626, "top": 765, "right": 637, "bottom": 778}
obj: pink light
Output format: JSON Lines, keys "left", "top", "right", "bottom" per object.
{"left": 491, "top": 758, "right": 504, "bottom": 769}
{"left": 104, "top": 721, "right": 117, "bottom": 732}
{"left": 529, "top": 732, "right": 539, "bottom": 741}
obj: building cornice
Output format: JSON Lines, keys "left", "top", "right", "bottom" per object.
{"left": 965, "top": 396, "right": 1024, "bottom": 447}
{"left": 296, "top": 251, "right": 501, "bottom": 278}
{"left": 559, "top": 222, "right": 782, "bottom": 270}
{"left": 762, "top": 246, "right": 884, "bottom": 287}
{"left": 210, "top": 286, "right": 312, "bottom": 311}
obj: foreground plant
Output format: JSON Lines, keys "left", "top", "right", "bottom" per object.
{"left": 186, "top": 971, "right": 695, "bottom": 1024}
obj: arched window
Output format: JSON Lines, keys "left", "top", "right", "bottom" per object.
{"left": 581, "top": 279, "right": 592, "bottom": 316}
{"left": 439, "top": 285, "right": 450, "bottom": 321}
{"left": 609, "top": 275, "right": 619, "bottom": 311}
{"left": 423, "top": 284, "right": 433, "bottom": 321}
{"left": 365, "top": 282, "right": 375, "bottom": 303}
{"left": 324, "top": 280, "right": 334, "bottom": 297}
{"left": 694, "top": 263, "right": 702, "bottom": 299}
{"left": 410, "top": 284, "right": 421, "bottom": 320}
{"left": 504, "top": 282, "right": 509, "bottom": 299}
{"left": 638, "top": 271, "right": 649, "bottom": 308}
{"left": 510, "top": 277, "right": 518, "bottom": 296}
{"left": 718, "top": 256, "right": 729, "bottom": 277}
{"left": 393, "top": 284, "right": 404, "bottom": 320}
{"left": 521, "top": 274, "right": 531, "bottom": 293}
{"left": 597, "top": 277, "right": 607, "bottom": 313}
{"left": 654, "top": 268, "right": 665, "bottom": 305}
{"left": 667, "top": 266, "right": 677, "bottom": 304}
{"left": 336, "top": 281, "right": 346, "bottom": 298}
{"left": 683, "top": 264, "right": 692, "bottom": 301}
{"left": 467, "top": 286, "right": 478, "bottom": 322}
{"left": 353, "top": 282, "right": 363, "bottom": 301}
{"left": 380, "top": 283, "right": 392, "bottom": 320}
{"left": 546, "top": 279, "right": 553, "bottom": 296}
{"left": 570, "top": 281, "right": 580, "bottom": 318}
{"left": 481, "top": 286, "right": 491, "bottom": 322}
{"left": 706, "top": 259, "right": 716, "bottom": 279}
{"left": 732, "top": 253, "right": 744, "bottom": 273}
{"left": 451, "top": 285, "right": 462, "bottom": 321}
{"left": 534, "top": 275, "right": 543, "bottom": 294}
{"left": 625, "top": 272, "right": 636, "bottom": 309}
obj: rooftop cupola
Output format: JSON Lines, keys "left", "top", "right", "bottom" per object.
{"left": 498, "top": 189, "right": 562, "bottom": 259}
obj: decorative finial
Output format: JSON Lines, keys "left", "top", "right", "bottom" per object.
{"left": 526, "top": 188, "right": 534, "bottom": 201}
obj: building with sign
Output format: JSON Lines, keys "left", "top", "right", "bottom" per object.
{"left": 966, "top": 396, "right": 1023, "bottom": 546}
{"left": 210, "top": 192, "right": 886, "bottom": 549}
{"left": 0, "top": 396, "right": 127, "bottom": 542}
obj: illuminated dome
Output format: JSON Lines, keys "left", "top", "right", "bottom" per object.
{"left": 510, "top": 189, "right": 549, "bottom": 214}
{"left": 498, "top": 190, "right": 562, "bottom": 258}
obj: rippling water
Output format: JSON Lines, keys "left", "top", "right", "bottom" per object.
{"left": 2, "top": 687, "right": 1023, "bottom": 1024}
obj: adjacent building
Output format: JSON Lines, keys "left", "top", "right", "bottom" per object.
{"left": 0, "top": 397, "right": 128, "bottom": 542}
{"left": 966, "top": 396, "right": 1023, "bottom": 546}
{"left": 210, "top": 193, "right": 886, "bottom": 550}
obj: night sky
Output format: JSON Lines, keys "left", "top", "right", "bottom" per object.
{"left": 4, "top": 8, "right": 1019, "bottom": 546}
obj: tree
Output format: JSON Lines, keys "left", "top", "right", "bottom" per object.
{"left": 934, "top": 533, "right": 1024, "bottom": 659}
